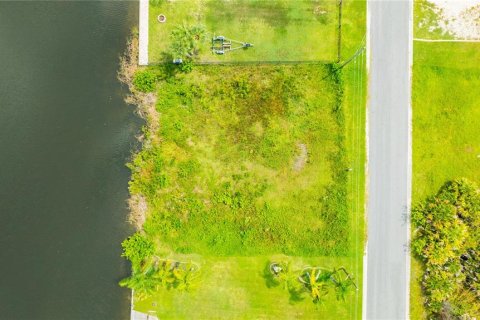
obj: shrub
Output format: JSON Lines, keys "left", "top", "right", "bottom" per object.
{"left": 133, "top": 70, "right": 157, "bottom": 92}
{"left": 412, "top": 179, "right": 480, "bottom": 316}
{"left": 269, "top": 263, "right": 357, "bottom": 304}
{"left": 121, "top": 232, "right": 155, "bottom": 271}
{"left": 179, "top": 59, "right": 194, "bottom": 73}
{"left": 170, "top": 24, "right": 206, "bottom": 59}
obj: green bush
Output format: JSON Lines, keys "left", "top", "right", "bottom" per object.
{"left": 133, "top": 70, "right": 157, "bottom": 92}
{"left": 179, "top": 59, "right": 194, "bottom": 73}
{"left": 121, "top": 232, "right": 155, "bottom": 271}
{"left": 412, "top": 179, "right": 480, "bottom": 316}
{"left": 170, "top": 24, "right": 206, "bottom": 59}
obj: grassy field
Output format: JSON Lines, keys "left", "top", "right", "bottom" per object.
{"left": 410, "top": 41, "right": 480, "bottom": 319}
{"left": 132, "top": 65, "right": 349, "bottom": 257}
{"left": 148, "top": 0, "right": 340, "bottom": 62}
{"left": 128, "top": 60, "right": 366, "bottom": 318}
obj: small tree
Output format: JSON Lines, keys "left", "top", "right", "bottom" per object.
{"left": 298, "top": 268, "right": 329, "bottom": 304}
{"left": 330, "top": 267, "right": 357, "bottom": 301}
{"left": 155, "top": 259, "right": 176, "bottom": 289}
{"left": 270, "top": 262, "right": 298, "bottom": 291}
{"left": 121, "top": 233, "right": 155, "bottom": 272}
{"left": 119, "top": 259, "right": 158, "bottom": 301}
{"left": 173, "top": 262, "right": 201, "bottom": 291}
{"left": 170, "top": 24, "right": 206, "bottom": 60}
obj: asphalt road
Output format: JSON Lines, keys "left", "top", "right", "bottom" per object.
{"left": 364, "top": 1, "right": 412, "bottom": 319}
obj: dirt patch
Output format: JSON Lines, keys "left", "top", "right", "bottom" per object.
{"left": 128, "top": 194, "right": 148, "bottom": 230}
{"left": 293, "top": 143, "right": 308, "bottom": 172}
{"left": 429, "top": 0, "right": 480, "bottom": 39}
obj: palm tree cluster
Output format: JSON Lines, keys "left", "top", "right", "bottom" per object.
{"left": 170, "top": 24, "right": 207, "bottom": 59}
{"left": 270, "top": 262, "right": 357, "bottom": 305}
{"left": 120, "top": 258, "right": 201, "bottom": 301}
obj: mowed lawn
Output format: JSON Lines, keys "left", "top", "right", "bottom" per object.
{"left": 411, "top": 42, "right": 480, "bottom": 319}
{"left": 130, "top": 64, "right": 364, "bottom": 318}
{"left": 135, "top": 255, "right": 357, "bottom": 319}
{"left": 148, "top": 0, "right": 339, "bottom": 62}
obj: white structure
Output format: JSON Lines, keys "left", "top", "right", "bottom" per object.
{"left": 139, "top": 0, "right": 149, "bottom": 65}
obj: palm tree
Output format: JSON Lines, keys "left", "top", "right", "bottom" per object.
{"left": 172, "top": 262, "right": 201, "bottom": 292}
{"left": 330, "top": 267, "right": 357, "bottom": 301}
{"left": 170, "top": 24, "right": 206, "bottom": 59}
{"left": 119, "top": 259, "right": 158, "bottom": 301}
{"left": 155, "top": 259, "right": 176, "bottom": 289}
{"left": 299, "top": 268, "right": 329, "bottom": 304}
{"left": 270, "top": 262, "right": 298, "bottom": 291}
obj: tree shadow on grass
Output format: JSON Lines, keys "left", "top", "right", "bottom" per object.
{"left": 262, "top": 261, "right": 279, "bottom": 289}
{"left": 261, "top": 261, "right": 306, "bottom": 304}
{"left": 288, "top": 288, "right": 306, "bottom": 304}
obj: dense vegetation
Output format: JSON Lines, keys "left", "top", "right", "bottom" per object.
{"left": 412, "top": 179, "right": 480, "bottom": 318}
{"left": 117, "top": 60, "right": 365, "bottom": 318}
{"left": 127, "top": 64, "right": 349, "bottom": 257}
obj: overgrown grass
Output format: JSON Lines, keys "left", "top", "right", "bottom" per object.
{"left": 148, "top": 0, "right": 340, "bottom": 62}
{"left": 411, "top": 41, "right": 480, "bottom": 319}
{"left": 129, "top": 64, "right": 350, "bottom": 257}
{"left": 125, "top": 59, "right": 367, "bottom": 318}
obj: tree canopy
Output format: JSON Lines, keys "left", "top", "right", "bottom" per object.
{"left": 412, "top": 179, "right": 480, "bottom": 317}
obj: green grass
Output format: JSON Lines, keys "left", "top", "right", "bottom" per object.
{"left": 411, "top": 41, "right": 480, "bottom": 319}
{"left": 135, "top": 255, "right": 356, "bottom": 319}
{"left": 132, "top": 65, "right": 349, "bottom": 257}
{"left": 149, "top": 0, "right": 340, "bottom": 63}
{"left": 128, "top": 62, "right": 366, "bottom": 318}
{"left": 339, "top": 0, "right": 366, "bottom": 59}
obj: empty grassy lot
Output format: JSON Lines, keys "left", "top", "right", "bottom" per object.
{"left": 411, "top": 41, "right": 480, "bottom": 319}
{"left": 128, "top": 61, "right": 366, "bottom": 318}
{"left": 149, "top": 0, "right": 340, "bottom": 62}
{"left": 132, "top": 65, "right": 349, "bottom": 257}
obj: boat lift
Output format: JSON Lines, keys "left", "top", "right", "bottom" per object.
{"left": 211, "top": 34, "right": 253, "bottom": 55}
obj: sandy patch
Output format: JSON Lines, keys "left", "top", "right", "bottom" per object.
{"left": 430, "top": 0, "right": 480, "bottom": 39}
{"left": 293, "top": 143, "right": 308, "bottom": 172}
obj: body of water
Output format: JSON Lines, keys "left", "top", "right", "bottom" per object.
{"left": 0, "top": 1, "right": 140, "bottom": 319}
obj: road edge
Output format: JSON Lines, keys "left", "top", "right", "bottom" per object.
{"left": 406, "top": 0, "right": 413, "bottom": 318}
{"left": 362, "top": 1, "right": 371, "bottom": 318}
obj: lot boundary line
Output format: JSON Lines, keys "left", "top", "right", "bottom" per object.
{"left": 338, "top": 0, "right": 343, "bottom": 62}
{"left": 414, "top": 38, "right": 480, "bottom": 42}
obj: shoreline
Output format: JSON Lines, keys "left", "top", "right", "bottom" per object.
{"left": 117, "top": 21, "right": 157, "bottom": 320}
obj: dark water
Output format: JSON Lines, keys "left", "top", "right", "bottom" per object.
{"left": 0, "top": 2, "right": 140, "bottom": 319}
